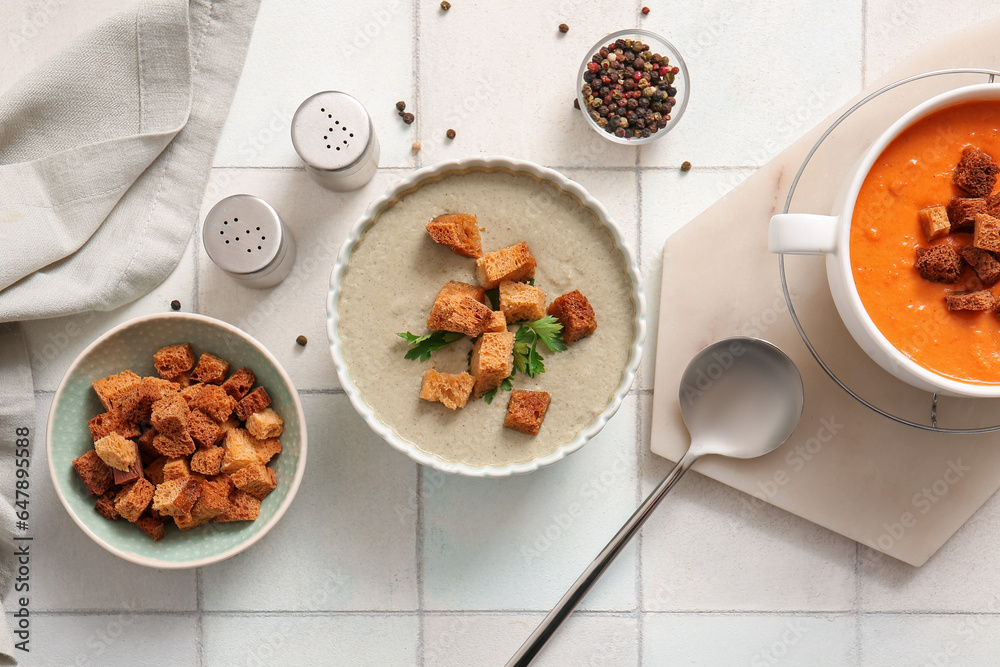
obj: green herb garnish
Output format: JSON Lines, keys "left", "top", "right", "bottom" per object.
{"left": 482, "top": 376, "right": 513, "bottom": 404}
{"left": 485, "top": 288, "right": 500, "bottom": 310}
{"left": 397, "top": 331, "right": 464, "bottom": 361}
{"left": 512, "top": 315, "right": 566, "bottom": 377}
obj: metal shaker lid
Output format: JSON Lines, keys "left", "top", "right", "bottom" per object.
{"left": 291, "top": 91, "right": 373, "bottom": 173}
{"left": 202, "top": 195, "right": 285, "bottom": 275}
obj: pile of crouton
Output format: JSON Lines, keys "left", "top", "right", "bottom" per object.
{"left": 417, "top": 213, "right": 597, "bottom": 436}
{"left": 72, "top": 343, "right": 284, "bottom": 541}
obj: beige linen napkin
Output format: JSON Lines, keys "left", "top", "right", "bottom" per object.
{"left": 0, "top": 0, "right": 260, "bottom": 662}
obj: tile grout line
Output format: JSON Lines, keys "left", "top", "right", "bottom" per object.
{"left": 196, "top": 567, "right": 204, "bottom": 667}
{"left": 860, "top": 0, "right": 869, "bottom": 89}
{"left": 413, "top": 0, "right": 422, "bottom": 171}
{"left": 414, "top": 0, "right": 425, "bottom": 662}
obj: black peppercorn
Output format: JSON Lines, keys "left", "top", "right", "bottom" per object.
{"left": 559, "top": 23, "right": 569, "bottom": 33}
{"left": 395, "top": 101, "right": 406, "bottom": 112}
{"left": 296, "top": 335, "right": 308, "bottom": 346}
{"left": 681, "top": 161, "right": 692, "bottom": 171}
{"left": 170, "top": 299, "right": 180, "bottom": 311}
{"left": 440, "top": 0, "right": 450, "bottom": 9}
{"left": 401, "top": 112, "right": 414, "bottom": 124}
{"left": 446, "top": 128, "right": 456, "bottom": 139}
{"left": 614, "top": 128, "right": 626, "bottom": 138}
{"left": 573, "top": 98, "right": 580, "bottom": 109}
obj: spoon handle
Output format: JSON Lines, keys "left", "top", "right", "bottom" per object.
{"left": 505, "top": 448, "right": 702, "bottom": 667}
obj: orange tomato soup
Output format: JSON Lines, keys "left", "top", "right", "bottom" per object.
{"left": 851, "top": 100, "right": 1000, "bottom": 384}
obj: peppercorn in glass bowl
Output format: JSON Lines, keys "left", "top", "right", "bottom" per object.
{"left": 577, "top": 29, "right": 689, "bottom": 144}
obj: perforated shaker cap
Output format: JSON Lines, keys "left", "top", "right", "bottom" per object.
{"left": 203, "top": 195, "right": 286, "bottom": 276}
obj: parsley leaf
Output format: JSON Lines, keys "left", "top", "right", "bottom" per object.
{"left": 397, "top": 331, "right": 464, "bottom": 361}
{"left": 482, "top": 375, "right": 513, "bottom": 404}
{"left": 523, "top": 315, "right": 567, "bottom": 353}
{"left": 511, "top": 316, "right": 566, "bottom": 377}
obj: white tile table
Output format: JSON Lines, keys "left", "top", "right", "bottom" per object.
{"left": 5, "top": 0, "right": 1000, "bottom": 665}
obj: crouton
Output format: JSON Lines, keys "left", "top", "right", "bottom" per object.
{"left": 221, "top": 428, "right": 261, "bottom": 474}
{"left": 235, "top": 387, "right": 271, "bottom": 421}
{"left": 475, "top": 242, "right": 537, "bottom": 289}
{"left": 987, "top": 192, "right": 1000, "bottom": 218}
{"left": 499, "top": 279, "right": 546, "bottom": 323}
{"left": 915, "top": 245, "right": 964, "bottom": 283}
{"left": 94, "top": 432, "right": 138, "bottom": 472}
{"left": 222, "top": 367, "right": 256, "bottom": 400}
{"left": 947, "top": 197, "right": 986, "bottom": 233}
{"left": 959, "top": 245, "right": 1000, "bottom": 286}
{"left": 945, "top": 288, "right": 999, "bottom": 311}
{"left": 144, "top": 456, "right": 168, "bottom": 486}
{"left": 547, "top": 290, "right": 597, "bottom": 344}
{"left": 251, "top": 437, "right": 282, "bottom": 465}
{"left": 191, "top": 446, "right": 225, "bottom": 476}
{"left": 135, "top": 514, "right": 165, "bottom": 541}
{"left": 484, "top": 310, "right": 507, "bottom": 333}
{"left": 953, "top": 145, "right": 999, "bottom": 198}
{"left": 175, "top": 478, "right": 232, "bottom": 530}
{"left": 92, "top": 370, "right": 141, "bottom": 411}
{"left": 88, "top": 410, "right": 140, "bottom": 441}
{"left": 115, "top": 379, "right": 162, "bottom": 425}
{"left": 136, "top": 427, "right": 160, "bottom": 464}
{"left": 426, "top": 213, "right": 483, "bottom": 258}
{"left": 426, "top": 281, "right": 493, "bottom": 336}
{"left": 918, "top": 205, "right": 951, "bottom": 242}
{"left": 72, "top": 450, "right": 114, "bottom": 496}
{"left": 214, "top": 489, "right": 261, "bottom": 522}
{"left": 419, "top": 369, "right": 475, "bottom": 410}
{"left": 246, "top": 407, "right": 284, "bottom": 439}
{"left": 503, "top": 390, "right": 551, "bottom": 436}
{"left": 153, "top": 343, "right": 195, "bottom": 381}
{"left": 974, "top": 213, "right": 1000, "bottom": 252}
{"left": 150, "top": 393, "right": 191, "bottom": 436}
{"left": 152, "top": 431, "right": 196, "bottom": 458}
{"left": 470, "top": 331, "right": 514, "bottom": 397}
{"left": 214, "top": 415, "right": 241, "bottom": 445}
{"left": 189, "top": 352, "right": 230, "bottom": 384}
{"left": 188, "top": 384, "right": 237, "bottom": 423}
{"left": 162, "top": 457, "right": 193, "bottom": 481}
{"left": 114, "top": 478, "right": 155, "bottom": 523}
{"left": 188, "top": 409, "right": 220, "bottom": 448}
{"left": 112, "top": 442, "right": 144, "bottom": 485}
{"left": 94, "top": 490, "right": 120, "bottom": 521}
{"left": 143, "top": 376, "right": 182, "bottom": 395}
{"left": 230, "top": 463, "right": 278, "bottom": 500}
{"left": 152, "top": 477, "right": 201, "bottom": 516}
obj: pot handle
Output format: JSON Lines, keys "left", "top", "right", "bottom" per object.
{"left": 768, "top": 214, "right": 839, "bottom": 255}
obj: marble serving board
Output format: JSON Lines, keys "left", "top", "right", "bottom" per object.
{"left": 651, "top": 18, "right": 1000, "bottom": 567}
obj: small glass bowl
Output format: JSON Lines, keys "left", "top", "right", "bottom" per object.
{"left": 576, "top": 29, "right": 690, "bottom": 145}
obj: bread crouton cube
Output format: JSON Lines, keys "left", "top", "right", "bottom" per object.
{"left": 230, "top": 463, "right": 278, "bottom": 500}
{"left": 947, "top": 197, "right": 987, "bottom": 233}
{"left": 915, "top": 245, "right": 964, "bottom": 283}
{"left": 162, "top": 457, "right": 193, "bottom": 481}
{"left": 153, "top": 343, "right": 196, "bottom": 381}
{"left": 499, "top": 279, "right": 546, "bottom": 323}
{"left": 94, "top": 490, "right": 120, "bottom": 521}
{"left": 136, "top": 427, "right": 159, "bottom": 463}
{"left": 114, "top": 478, "right": 155, "bottom": 523}
{"left": 974, "top": 213, "right": 1000, "bottom": 252}
{"left": 175, "top": 478, "right": 232, "bottom": 530}
{"left": 188, "top": 409, "right": 220, "bottom": 448}
{"left": 150, "top": 393, "right": 191, "bottom": 435}
{"left": 144, "top": 456, "right": 168, "bottom": 486}
{"left": 94, "top": 432, "right": 138, "bottom": 472}
{"left": 188, "top": 384, "right": 237, "bottom": 423}
{"left": 72, "top": 450, "right": 114, "bottom": 496}
{"left": 191, "top": 446, "right": 226, "bottom": 476}
{"left": 235, "top": 387, "right": 271, "bottom": 421}
{"left": 987, "top": 192, "right": 1000, "bottom": 218}
{"left": 135, "top": 513, "right": 166, "bottom": 541}
{"left": 143, "top": 376, "right": 182, "bottom": 395}
{"left": 503, "top": 390, "right": 551, "bottom": 436}
{"left": 953, "top": 146, "right": 999, "bottom": 198}
{"left": 152, "top": 477, "right": 201, "bottom": 516}
{"left": 918, "top": 205, "right": 951, "bottom": 242}
{"left": 221, "top": 428, "right": 261, "bottom": 474}
{"left": 471, "top": 331, "right": 514, "bottom": 397}
{"left": 426, "top": 213, "right": 483, "bottom": 258}
{"left": 92, "top": 370, "right": 141, "bottom": 411}
{"left": 252, "top": 437, "right": 282, "bottom": 465}
{"left": 189, "top": 352, "right": 230, "bottom": 384}
{"left": 112, "top": 442, "right": 144, "bottom": 485}
{"left": 222, "top": 367, "right": 256, "bottom": 400}
{"left": 115, "top": 379, "right": 163, "bottom": 425}
{"left": 214, "top": 415, "right": 241, "bottom": 445}
{"left": 959, "top": 245, "right": 1000, "bottom": 286}
{"left": 419, "top": 369, "right": 475, "bottom": 410}
{"left": 548, "top": 290, "right": 597, "bottom": 344}
{"left": 214, "top": 489, "right": 261, "bottom": 522}
{"left": 88, "top": 410, "right": 140, "bottom": 441}
{"left": 246, "top": 407, "right": 284, "bottom": 439}
{"left": 426, "top": 282, "right": 493, "bottom": 337}
{"left": 475, "top": 242, "right": 537, "bottom": 289}
{"left": 484, "top": 310, "right": 507, "bottom": 333}
{"left": 945, "top": 288, "right": 999, "bottom": 311}
{"left": 152, "top": 431, "right": 196, "bottom": 458}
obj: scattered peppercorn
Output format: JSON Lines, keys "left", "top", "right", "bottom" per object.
{"left": 395, "top": 101, "right": 406, "bottom": 112}
{"left": 559, "top": 23, "right": 569, "bottom": 33}
{"left": 440, "top": 0, "right": 450, "bottom": 9}
{"left": 170, "top": 299, "right": 181, "bottom": 311}
{"left": 296, "top": 335, "right": 308, "bottom": 347}
{"left": 642, "top": 6, "right": 650, "bottom": 14}
{"left": 401, "top": 112, "right": 415, "bottom": 124}
{"left": 681, "top": 161, "right": 692, "bottom": 172}
{"left": 573, "top": 98, "right": 580, "bottom": 109}
{"left": 446, "top": 129, "right": 456, "bottom": 139}
{"left": 412, "top": 141, "right": 422, "bottom": 151}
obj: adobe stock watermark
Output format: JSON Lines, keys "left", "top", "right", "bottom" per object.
{"left": 7, "top": 0, "right": 67, "bottom": 54}
{"left": 342, "top": 0, "right": 405, "bottom": 60}
{"left": 750, "top": 619, "right": 809, "bottom": 667}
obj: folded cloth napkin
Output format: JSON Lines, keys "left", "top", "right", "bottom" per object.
{"left": 0, "top": 0, "right": 260, "bottom": 662}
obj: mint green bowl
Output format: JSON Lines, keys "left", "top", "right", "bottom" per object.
{"left": 47, "top": 313, "right": 307, "bottom": 568}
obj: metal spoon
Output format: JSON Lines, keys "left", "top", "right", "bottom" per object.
{"left": 506, "top": 337, "right": 804, "bottom": 667}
